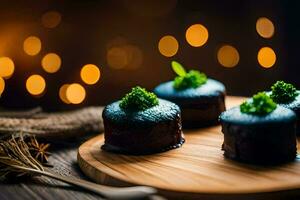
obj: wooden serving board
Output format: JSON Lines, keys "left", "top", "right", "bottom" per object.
{"left": 78, "top": 96, "right": 300, "bottom": 199}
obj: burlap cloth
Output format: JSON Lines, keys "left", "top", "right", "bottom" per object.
{"left": 0, "top": 107, "right": 104, "bottom": 139}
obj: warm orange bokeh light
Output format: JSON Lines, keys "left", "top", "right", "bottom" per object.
{"left": 217, "top": 45, "right": 240, "bottom": 68}
{"left": 80, "top": 64, "right": 101, "bottom": 85}
{"left": 42, "top": 53, "right": 61, "bottom": 73}
{"left": 59, "top": 84, "right": 70, "bottom": 104}
{"left": 124, "top": 45, "right": 143, "bottom": 69}
{"left": 23, "top": 36, "right": 42, "bottom": 56}
{"left": 0, "top": 57, "right": 14, "bottom": 79}
{"left": 41, "top": 11, "right": 62, "bottom": 28}
{"left": 257, "top": 47, "right": 276, "bottom": 68}
{"left": 26, "top": 74, "right": 46, "bottom": 96}
{"left": 185, "top": 24, "right": 209, "bottom": 47}
{"left": 256, "top": 17, "right": 275, "bottom": 39}
{"left": 107, "top": 47, "right": 128, "bottom": 69}
{"left": 107, "top": 42, "right": 143, "bottom": 70}
{"left": 0, "top": 77, "right": 5, "bottom": 96}
{"left": 66, "top": 83, "right": 86, "bottom": 104}
{"left": 158, "top": 35, "right": 179, "bottom": 57}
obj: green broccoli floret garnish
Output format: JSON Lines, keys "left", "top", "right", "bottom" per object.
{"left": 270, "top": 81, "right": 298, "bottom": 103}
{"left": 119, "top": 86, "right": 159, "bottom": 110}
{"left": 240, "top": 92, "right": 277, "bottom": 115}
{"left": 171, "top": 61, "right": 207, "bottom": 90}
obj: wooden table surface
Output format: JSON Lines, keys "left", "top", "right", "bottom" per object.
{"left": 3, "top": 135, "right": 300, "bottom": 200}
{"left": 0, "top": 135, "right": 104, "bottom": 200}
{"left": 2, "top": 96, "right": 300, "bottom": 200}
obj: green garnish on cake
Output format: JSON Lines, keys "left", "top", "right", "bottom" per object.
{"left": 119, "top": 86, "right": 159, "bottom": 110}
{"left": 221, "top": 93, "right": 297, "bottom": 164}
{"left": 240, "top": 92, "right": 277, "bottom": 115}
{"left": 270, "top": 81, "right": 298, "bottom": 103}
{"left": 154, "top": 61, "right": 225, "bottom": 127}
{"left": 103, "top": 86, "right": 184, "bottom": 154}
{"left": 171, "top": 61, "right": 207, "bottom": 90}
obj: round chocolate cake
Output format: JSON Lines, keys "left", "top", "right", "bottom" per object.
{"left": 102, "top": 98, "right": 184, "bottom": 155}
{"left": 268, "top": 81, "right": 300, "bottom": 135}
{"left": 220, "top": 106, "right": 297, "bottom": 164}
{"left": 278, "top": 93, "right": 300, "bottom": 135}
{"left": 154, "top": 79, "right": 226, "bottom": 128}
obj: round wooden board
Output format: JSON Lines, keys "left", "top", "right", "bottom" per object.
{"left": 78, "top": 96, "right": 300, "bottom": 199}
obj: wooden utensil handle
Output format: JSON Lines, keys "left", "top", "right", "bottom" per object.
{"left": 18, "top": 166, "right": 157, "bottom": 200}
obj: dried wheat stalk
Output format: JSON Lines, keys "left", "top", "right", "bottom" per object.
{"left": 0, "top": 134, "right": 44, "bottom": 178}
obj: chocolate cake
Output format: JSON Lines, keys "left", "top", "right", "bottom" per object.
{"left": 154, "top": 79, "right": 226, "bottom": 128}
{"left": 220, "top": 92, "right": 297, "bottom": 165}
{"left": 102, "top": 87, "right": 184, "bottom": 155}
{"left": 269, "top": 81, "right": 300, "bottom": 135}
{"left": 277, "top": 94, "right": 300, "bottom": 135}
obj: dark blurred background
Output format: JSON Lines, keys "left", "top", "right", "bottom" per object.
{"left": 0, "top": 0, "right": 299, "bottom": 111}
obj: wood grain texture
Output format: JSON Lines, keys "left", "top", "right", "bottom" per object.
{"left": 78, "top": 96, "right": 300, "bottom": 199}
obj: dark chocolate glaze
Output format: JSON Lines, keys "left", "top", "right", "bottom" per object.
{"left": 277, "top": 92, "right": 300, "bottom": 135}
{"left": 265, "top": 91, "right": 300, "bottom": 135}
{"left": 153, "top": 79, "right": 226, "bottom": 128}
{"left": 102, "top": 99, "right": 185, "bottom": 155}
{"left": 220, "top": 106, "right": 297, "bottom": 165}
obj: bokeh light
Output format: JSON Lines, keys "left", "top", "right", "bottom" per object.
{"left": 257, "top": 47, "right": 276, "bottom": 68}
{"left": 217, "top": 45, "right": 240, "bottom": 68}
{"left": 0, "top": 57, "right": 14, "bottom": 79}
{"left": 123, "top": 45, "right": 143, "bottom": 69}
{"left": 23, "top": 36, "right": 42, "bottom": 56}
{"left": 256, "top": 17, "right": 275, "bottom": 39}
{"left": 41, "top": 53, "right": 61, "bottom": 73}
{"left": 158, "top": 35, "right": 179, "bottom": 57}
{"left": 107, "top": 47, "right": 128, "bottom": 69}
{"left": 185, "top": 24, "right": 209, "bottom": 47}
{"left": 106, "top": 37, "right": 143, "bottom": 70}
{"left": 66, "top": 83, "right": 86, "bottom": 104}
{"left": 26, "top": 74, "right": 46, "bottom": 96}
{"left": 80, "top": 64, "right": 101, "bottom": 85}
{"left": 59, "top": 84, "right": 70, "bottom": 104}
{"left": 0, "top": 77, "right": 5, "bottom": 96}
{"left": 41, "top": 11, "right": 62, "bottom": 28}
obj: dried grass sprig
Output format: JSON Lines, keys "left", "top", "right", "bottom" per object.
{"left": 0, "top": 134, "right": 44, "bottom": 178}
{"left": 0, "top": 134, "right": 157, "bottom": 199}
